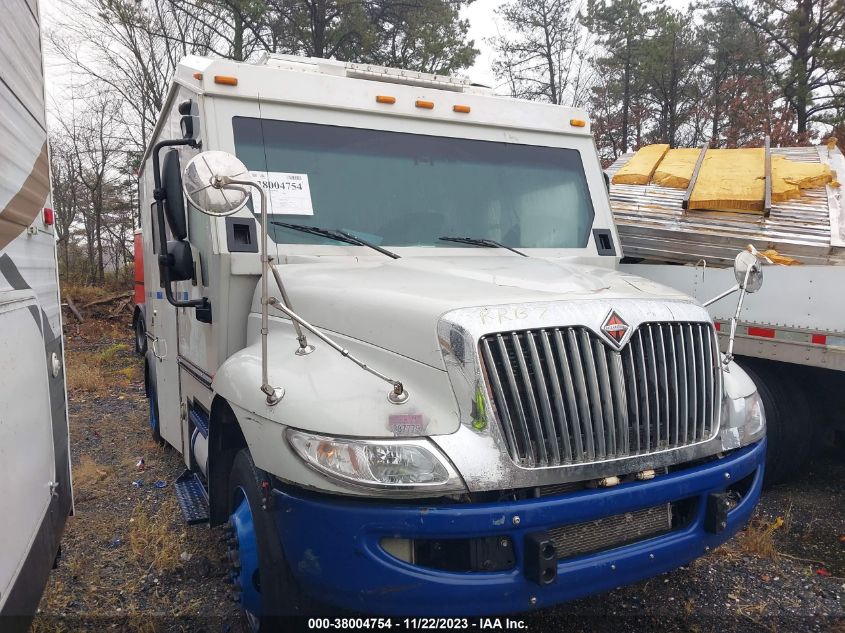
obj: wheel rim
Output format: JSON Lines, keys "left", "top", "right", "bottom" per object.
{"left": 229, "top": 489, "right": 262, "bottom": 631}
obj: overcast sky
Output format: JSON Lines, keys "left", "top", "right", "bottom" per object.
{"left": 42, "top": 0, "right": 692, "bottom": 103}
{"left": 463, "top": 0, "right": 507, "bottom": 88}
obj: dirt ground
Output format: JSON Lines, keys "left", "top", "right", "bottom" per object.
{"left": 32, "top": 315, "right": 845, "bottom": 632}
{"left": 33, "top": 316, "right": 241, "bottom": 633}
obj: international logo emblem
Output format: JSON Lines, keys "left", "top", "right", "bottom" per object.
{"left": 601, "top": 310, "right": 630, "bottom": 347}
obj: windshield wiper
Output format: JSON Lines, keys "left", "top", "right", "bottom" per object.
{"left": 439, "top": 236, "right": 528, "bottom": 257}
{"left": 271, "top": 222, "right": 400, "bottom": 259}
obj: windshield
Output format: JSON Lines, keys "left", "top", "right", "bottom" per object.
{"left": 232, "top": 116, "right": 595, "bottom": 249}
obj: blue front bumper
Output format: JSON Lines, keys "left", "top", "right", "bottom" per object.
{"left": 272, "top": 439, "right": 765, "bottom": 615}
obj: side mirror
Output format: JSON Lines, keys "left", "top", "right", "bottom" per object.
{"left": 161, "top": 149, "right": 187, "bottom": 240}
{"left": 167, "top": 240, "right": 194, "bottom": 282}
{"left": 179, "top": 99, "right": 200, "bottom": 141}
{"left": 182, "top": 151, "right": 251, "bottom": 216}
{"left": 733, "top": 250, "right": 763, "bottom": 293}
{"left": 150, "top": 137, "right": 210, "bottom": 322}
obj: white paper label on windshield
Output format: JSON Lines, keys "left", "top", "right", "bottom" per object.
{"left": 249, "top": 171, "right": 314, "bottom": 216}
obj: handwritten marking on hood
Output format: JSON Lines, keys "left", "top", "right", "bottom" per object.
{"left": 480, "top": 305, "right": 548, "bottom": 326}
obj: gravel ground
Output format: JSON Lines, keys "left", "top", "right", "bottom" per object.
{"left": 33, "top": 318, "right": 844, "bottom": 632}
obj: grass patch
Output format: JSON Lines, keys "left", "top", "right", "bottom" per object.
{"left": 98, "top": 342, "right": 130, "bottom": 363}
{"left": 66, "top": 351, "right": 107, "bottom": 392}
{"left": 65, "top": 341, "right": 139, "bottom": 392}
{"left": 129, "top": 497, "right": 186, "bottom": 573}
{"left": 117, "top": 365, "right": 139, "bottom": 383}
{"left": 732, "top": 516, "right": 785, "bottom": 559}
{"left": 73, "top": 455, "right": 111, "bottom": 501}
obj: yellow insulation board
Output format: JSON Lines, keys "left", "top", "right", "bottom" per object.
{"left": 617, "top": 144, "right": 835, "bottom": 214}
{"left": 651, "top": 148, "right": 702, "bottom": 188}
{"left": 771, "top": 156, "right": 834, "bottom": 201}
{"left": 611, "top": 144, "right": 669, "bottom": 184}
{"left": 688, "top": 148, "right": 764, "bottom": 213}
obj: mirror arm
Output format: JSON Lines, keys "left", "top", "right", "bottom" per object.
{"left": 151, "top": 138, "right": 208, "bottom": 312}
{"left": 722, "top": 266, "right": 753, "bottom": 368}
{"left": 702, "top": 283, "right": 739, "bottom": 308}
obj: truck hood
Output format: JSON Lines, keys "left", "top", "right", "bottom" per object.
{"left": 273, "top": 255, "right": 691, "bottom": 369}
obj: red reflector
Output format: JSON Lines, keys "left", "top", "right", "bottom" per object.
{"left": 811, "top": 334, "right": 827, "bottom": 345}
{"left": 714, "top": 322, "right": 721, "bottom": 331}
{"left": 43, "top": 208, "right": 54, "bottom": 225}
{"left": 747, "top": 327, "right": 775, "bottom": 338}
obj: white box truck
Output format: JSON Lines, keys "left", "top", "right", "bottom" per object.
{"left": 0, "top": 0, "right": 73, "bottom": 627}
{"left": 138, "top": 54, "right": 767, "bottom": 624}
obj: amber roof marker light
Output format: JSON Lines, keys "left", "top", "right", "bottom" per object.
{"left": 453, "top": 105, "right": 471, "bottom": 113}
{"left": 415, "top": 100, "right": 435, "bottom": 109}
{"left": 570, "top": 118, "right": 587, "bottom": 128}
{"left": 214, "top": 75, "right": 238, "bottom": 86}
{"left": 376, "top": 95, "right": 396, "bottom": 104}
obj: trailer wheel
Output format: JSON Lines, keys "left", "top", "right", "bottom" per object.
{"left": 227, "top": 449, "right": 305, "bottom": 631}
{"left": 147, "top": 373, "right": 164, "bottom": 445}
{"left": 736, "top": 358, "right": 814, "bottom": 486}
{"left": 133, "top": 306, "right": 147, "bottom": 356}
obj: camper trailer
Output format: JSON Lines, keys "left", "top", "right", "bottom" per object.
{"left": 138, "top": 54, "right": 767, "bottom": 624}
{"left": 0, "top": 0, "right": 73, "bottom": 625}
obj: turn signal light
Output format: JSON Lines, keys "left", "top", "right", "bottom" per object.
{"left": 570, "top": 118, "right": 587, "bottom": 127}
{"left": 415, "top": 100, "right": 434, "bottom": 109}
{"left": 214, "top": 75, "right": 238, "bottom": 86}
{"left": 376, "top": 95, "right": 396, "bottom": 104}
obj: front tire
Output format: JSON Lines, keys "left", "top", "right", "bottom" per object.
{"left": 227, "top": 449, "right": 305, "bottom": 631}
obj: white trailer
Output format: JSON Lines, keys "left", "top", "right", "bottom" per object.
{"left": 609, "top": 145, "right": 845, "bottom": 483}
{"left": 138, "top": 54, "right": 769, "bottom": 624}
{"left": 0, "top": 0, "right": 73, "bottom": 626}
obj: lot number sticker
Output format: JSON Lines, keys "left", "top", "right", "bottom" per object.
{"left": 249, "top": 171, "right": 314, "bottom": 216}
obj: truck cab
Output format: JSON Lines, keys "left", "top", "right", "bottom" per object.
{"left": 138, "top": 54, "right": 766, "bottom": 624}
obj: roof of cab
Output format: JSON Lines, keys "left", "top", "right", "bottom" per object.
{"left": 173, "top": 54, "right": 591, "bottom": 138}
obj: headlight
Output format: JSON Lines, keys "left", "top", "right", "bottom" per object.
{"left": 285, "top": 429, "right": 464, "bottom": 493}
{"left": 720, "top": 391, "right": 766, "bottom": 450}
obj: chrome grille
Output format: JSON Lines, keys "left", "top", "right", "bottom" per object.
{"left": 479, "top": 322, "right": 721, "bottom": 467}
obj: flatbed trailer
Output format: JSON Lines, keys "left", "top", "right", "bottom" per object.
{"left": 610, "top": 145, "right": 845, "bottom": 483}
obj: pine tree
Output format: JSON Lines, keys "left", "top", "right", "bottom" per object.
{"left": 640, "top": 7, "right": 705, "bottom": 147}
{"left": 729, "top": 0, "right": 845, "bottom": 135}
{"left": 583, "top": 0, "right": 654, "bottom": 153}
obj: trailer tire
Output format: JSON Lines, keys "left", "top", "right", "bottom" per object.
{"left": 133, "top": 306, "right": 147, "bottom": 356}
{"left": 737, "top": 358, "right": 814, "bottom": 486}
{"left": 227, "top": 449, "right": 308, "bottom": 632}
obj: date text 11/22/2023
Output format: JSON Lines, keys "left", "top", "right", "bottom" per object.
{"left": 306, "top": 618, "right": 529, "bottom": 630}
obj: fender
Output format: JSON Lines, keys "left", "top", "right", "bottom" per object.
{"left": 211, "top": 318, "right": 460, "bottom": 439}
{"left": 723, "top": 359, "right": 757, "bottom": 400}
